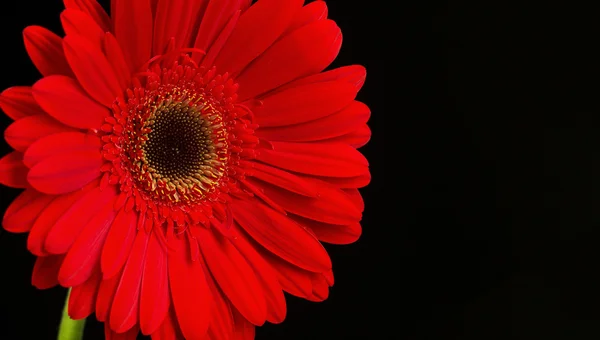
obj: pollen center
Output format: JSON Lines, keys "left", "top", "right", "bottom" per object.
{"left": 128, "top": 93, "right": 228, "bottom": 204}
{"left": 102, "top": 55, "right": 256, "bottom": 212}
{"left": 143, "top": 102, "right": 214, "bottom": 182}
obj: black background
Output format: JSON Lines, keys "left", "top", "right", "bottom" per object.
{"left": 2, "top": 1, "right": 598, "bottom": 340}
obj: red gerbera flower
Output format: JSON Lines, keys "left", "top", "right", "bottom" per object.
{"left": 0, "top": 0, "right": 370, "bottom": 339}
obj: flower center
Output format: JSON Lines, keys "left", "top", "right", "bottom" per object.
{"left": 141, "top": 99, "right": 226, "bottom": 197}
{"left": 100, "top": 54, "right": 258, "bottom": 221}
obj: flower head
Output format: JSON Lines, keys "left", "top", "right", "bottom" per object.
{"left": 0, "top": 0, "right": 370, "bottom": 339}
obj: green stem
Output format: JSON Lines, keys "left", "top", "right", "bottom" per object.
{"left": 57, "top": 288, "right": 86, "bottom": 340}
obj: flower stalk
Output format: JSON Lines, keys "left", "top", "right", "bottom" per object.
{"left": 58, "top": 289, "right": 86, "bottom": 340}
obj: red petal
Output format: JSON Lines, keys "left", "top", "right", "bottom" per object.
{"left": 4, "top": 114, "right": 75, "bottom": 152}
{"left": 254, "top": 81, "right": 356, "bottom": 127}
{"left": 110, "top": 0, "right": 117, "bottom": 21}
{"left": 197, "top": 227, "right": 267, "bottom": 326}
{"left": 240, "top": 179, "right": 286, "bottom": 215}
{"left": 307, "top": 273, "right": 330, "bottom": 302}
{"left": 292, "top": 215, "right": 362, "bottom": 245}
{"left": 193, "top": 0, "right": 241, "bottom": 58}
{"left": 323, "top": 269, "right": 334, "bottom": 287}
{"left": 236, "top": 19, "right": 341, "bottom": 101}
{"left": 110, "top": 230, "right": 149, "bottom": 333}
{"left": 264, "top": 252, "right": 313, "bottom": 298}
{"left": 255, "top": 179, "right": 361, "bottom": 225}
{"left": 199, "top": 9, "right": 240, "bottom": 69}
{"left": 114, "top": 0, "right": 153, "bottom": 71}
{"left": 63, "top": 0, "right": 112, "bottom": 32}
{"left": 61, "top": 9, "right": 105, "bottom": 48}
{"left": 45, "top": 183, "right": 114, "bottom": 254}
{"left": 2, "top": 189, "right": 53, "bottom": 233}
{"left": 247, "top": 162, "right": 318, "bottom": 197}
{"left": 256, "top": 141, "right": 368, "bottom": 178}
{"left": 103, "top": 33, "right": 131, "bottom": 90}
{"left": 150, "top": 308, "right": 184, "bottom": 340}
{"left": 344, "top": 188, "right": 365, "bottom": 212}
{"left": 256, "top": 100, "right": 370, "bottom": 143}
{"left": 277, "top": 65, "right": 367, "bottom": 94}
{"left": 213, "top": 0, "right": 303, "bottom": 76}
{"left": 27, "top": 150, "right": 102, "bottom": 195}
{"left": 63, "top": 34, "right": 122, "bottom": 106}
{"left": 323, "top": 124, "right": 371, "bottom": 148}
{"left": 24, "top": 132, "right": 101, "bottom": 168}
{"left": 232, "top": 199, "right": 331, "bottom": 272}
{"left": 101, "top": 208, "right": 137, "bottom": 279}
{"left": 232, "top": 224, "right": 287, "bottom": 323}
{"left": 0, "top": 152, "right": 29, "bottom": 188}
{"left": 33, "top": 75, "right": 109, "bottom": 129}
{"left": 168, "top": 236, "right": 211, "bottom": 340}
{"left": 140, "top": 231, "right": 170, "bottom": 335}
{"left": 58, "top": 189, "right": 117, "bottom": 286}
{"left": 32, "top": 254, "right": 65, "bottom": 289}
{"left": 303, "top": 172, "right": 371, "bottom": 189}
{"left": 283, "top": 0, "right": 328, "bottom": 35}
{"left": 232, "top": 308, "right": 256, "bottom": 340}
{"left": 105, "top": 324, "right": 139, "bottom": 340}
{"left": 27, "top": 183, "right": 95, "bottom": 256}
{"left": 23, "top": 26, "right": 73, "bottom": 77}
{"left": 96, "top": 269, "right": 122, "bottom": 322}
{"left": 149, "top": 0, "right": 158, "bottom": 16}
{"left": 205, "top": 270, "right": 234, "bottom": 340}
{"left": 68, "top": 270, "right": 102, "bottom": 319}
{"left": 152, "top": 0, "right": 199, "bottom": 54}
{"left": 239, "top": 0, "right": 252, "bottom": 12}
{"left": 0, "top": 86, "right": 45, "bottom": 120}
{"left": 180, "top": 0, "right": 210, "bottom": 50}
